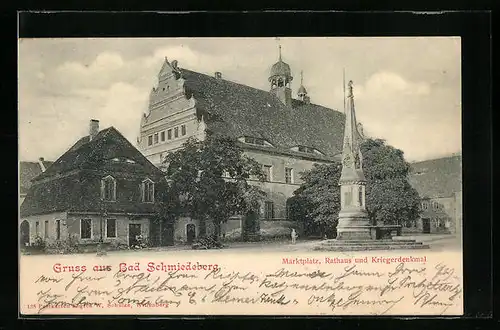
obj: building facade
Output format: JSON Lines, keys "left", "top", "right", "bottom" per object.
{"left": 19, "top": 158, "right": 53, "bottom": 206}
{"left": 138, "top": 52, "right": 345, "bottom": 242}
{"left": 408, "top": 154, "right": 462, "bottom": 235}
{"left": 20, "top": 120, "right": 169, "bottom": 248}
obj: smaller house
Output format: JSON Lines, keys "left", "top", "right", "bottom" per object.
{"left": 19, "top": 158, "right": 54, "bottom": 205}
{"left": 20, "top": 120, "right": 171, "bottom": 249}
{"left": 408, "top": 154, "right": 462, "bottom": 235}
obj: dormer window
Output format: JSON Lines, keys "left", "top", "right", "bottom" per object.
{"left": 141, "top": 178, "right": 155, "bottom": 203}
{"left": 298, "top": 146, "right": 315, "bottom": 153}
{"left": 101, "top": 175, "right": 116, "bottom": 201}
{"left": 245, "top": 136, "right": 265, "bottom": 146}
{"left": 293, "top": 146, "right": 324, "bottom": 155}
{"left": 240, "top": 136, "right": 274, "bottom": 147}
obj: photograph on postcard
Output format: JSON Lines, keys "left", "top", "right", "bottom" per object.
{"left": 18, "top": 37, "right": 463, "bottom": 316}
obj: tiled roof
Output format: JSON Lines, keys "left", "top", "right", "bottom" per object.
{"left": 408, "top": 155, "right": 462, "bottom": 198}
{"left": 20, "top": 126, "right": 165, "bottom": 217}
{"left": 19, "top": 161, "right": 54, "bottom": 194}
{"left": 180, "top": 69, "right": 345, "bottom": 158}
{"left": 35, "top": 127, "right": 162, "bottom": 181}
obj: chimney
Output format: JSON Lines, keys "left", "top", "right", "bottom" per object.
{"left": 89, "top": 119, "right": 99, "bottom": 141}
{"left": 38, "top": 157, "right": 46, "bottom": 172}
{"left": 214, "top": 72, "right": 222, "bottom": 79}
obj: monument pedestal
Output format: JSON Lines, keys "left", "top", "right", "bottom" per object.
{"left": 336, "top": 209, "right": 374, "bottom": 240}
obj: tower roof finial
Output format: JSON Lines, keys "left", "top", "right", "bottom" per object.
{"left": 300, "top": 70, "right": 304, "bottom": 85}
{"left": 348, "top": 80, "right": 354, "bottom": 97}
{"left": 278, "top": 44, "right": 282, "bottom": 61}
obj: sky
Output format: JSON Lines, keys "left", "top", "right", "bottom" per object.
{"left": 18, "top": 37, "right": 461, "bottom": 163}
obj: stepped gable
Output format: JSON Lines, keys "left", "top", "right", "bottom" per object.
{"left": 409, "top": 154, "right": 462, "bottom": 198}
{"left": 180, "top": 68, "right": 345, "bottom": 158}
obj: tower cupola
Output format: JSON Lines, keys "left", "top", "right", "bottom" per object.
{"left": 269, "top": 45, "right": 293, "bottom": 107}
{"left": 297, "top": 70, "right": 310, "bottom": 103}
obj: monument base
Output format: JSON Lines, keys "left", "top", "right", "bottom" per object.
{"left": 313, "top": 238, "right": 430, "bottom": 251}
{"left": 336, "top": 210, "right": 374, "bottom": 240}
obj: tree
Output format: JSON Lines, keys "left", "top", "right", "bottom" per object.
{"left": 289, "top": 162, "right": 342, "bottom": 238}
{"left": 160, "top": 131, "right": 265, "bottom": 240}
{"left": 360, "top": 138, "right": 421, "bottom": 226}
{"left": 290, "top": 138, "right": 420, "bottom": 236}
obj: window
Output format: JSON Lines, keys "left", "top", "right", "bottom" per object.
{"left": 154, "top": 133, "right": 159, "bottom": 144}
{"left": 181, "top": 124, "right": 186, "bottom": 136}
{"left": 106, "top": 219, "right": 117, "bottom": 238}
{"left": 44, "top": 221, "right": 49, "bottom": 239}
{"left": 160, "top": 131, "right": 165, "bottom": 142}
{"left": 264, "top": 201, "right": 274, "bottom": 220}
{"left": 174, "top": 127, "right": 179, "bottom": 138}
{"left": 422, "top": 202, "right": 428, "bottom": 210}
{"left": 35, "top": 222, "right": 39, "bottom": 236}
{"left": 142, "top": 179, "right": 155, "bottom": 203}
{"left": 263, "top": 165, "right": 272, "bottom": 182}
{"left": 148, "top": 135, "right": 153, "bottom": 146}
{"left": 56, "top": 220, "right": 61, "bottom": 240}
{"left": 80, "top": 219, "right": 92, "bottom": 239}
{"left": 244, "top": 136, "right": 265, "bottom": 146}
{"left": 101, "top": 176, "right": 116, "bottom": 201}
{"left": 298, "top": 146, "right": 316, "bottom": 154}
{"left": 167, "top": 129, "right": 172, "bottom": 140}
{"left": 285, "top": 168, "right": 293, "bottom": 184}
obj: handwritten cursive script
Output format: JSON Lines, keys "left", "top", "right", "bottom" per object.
{"left": 23, "top": 256, "right": 463, "bottom": 315}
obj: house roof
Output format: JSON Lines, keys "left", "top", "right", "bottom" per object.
{"left": 408, "top": 154, "right": 462, "bottom": 198}
{"left": 34, "top": 126, "right": 163, "bottom": 182}
{"left": 19, "top": 160, "right": 54, "bottom": 195}
{"left": 179, "top": 68, "right": 345, "bottom": 159}
{"left": 21, "top": 126, "right": 165, "bottom": 217}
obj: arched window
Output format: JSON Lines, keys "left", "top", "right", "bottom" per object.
{"left": 141, "top": 178, "right": 155, "bottom": 203}
{"left": 101, "top": 175, "right": 116, "bottom": 201}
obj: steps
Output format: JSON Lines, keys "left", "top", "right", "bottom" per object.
{"left": 313, "top": 239, "right": 430, "bottom": 251}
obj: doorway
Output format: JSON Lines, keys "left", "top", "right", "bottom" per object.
{"left": 20, "top": 220, "right": 30, "bottom": 247}
{"left": 422, "top": 218, "right": 431, "bottom": 234}
{"left": 186, "top": 224, "right": 196, "bottom": 244}
{"left": 129, "top": 224, "right": 142, "bottom": 247}
{"left": 162, "top": 222, "right": 174, "bottom": 246}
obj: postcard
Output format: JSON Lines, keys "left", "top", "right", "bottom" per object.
{"left": 18, "top": 37, "right": 463, "bottom": 316}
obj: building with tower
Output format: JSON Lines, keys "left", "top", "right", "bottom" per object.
{"left": 137, "top": 47, "right": 347, "bottom": 242}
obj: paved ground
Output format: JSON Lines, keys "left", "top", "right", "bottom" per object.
{"left": 20, "top": 234, "right": 461, "bottom": 259}
{"left": 102, "top": 233, "right": 461, "bottom": 256}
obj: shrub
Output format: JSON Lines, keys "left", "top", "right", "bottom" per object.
{"left": 32, "top": 236, "right": 46, "bottom": 251}
{"left": 192, "top": 236, "right": 224, "bottom": 249}
{"left": 46, "top": 234, "right": 80, "bottom": 254}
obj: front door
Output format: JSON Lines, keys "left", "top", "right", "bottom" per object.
{"left": 162, "top": 223, "right": 174, "bottom": 246}
{"left": 422, "top": 218, "right": 431, "bottom": 234}
{"left": 129, "top": 224, "right": 142, "bottom": 247}
{"left": 20, "top": 220, "right": 30, "bottom": 247}
{"left": 186, "top": 224, "right": 196, "bottom": 244}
